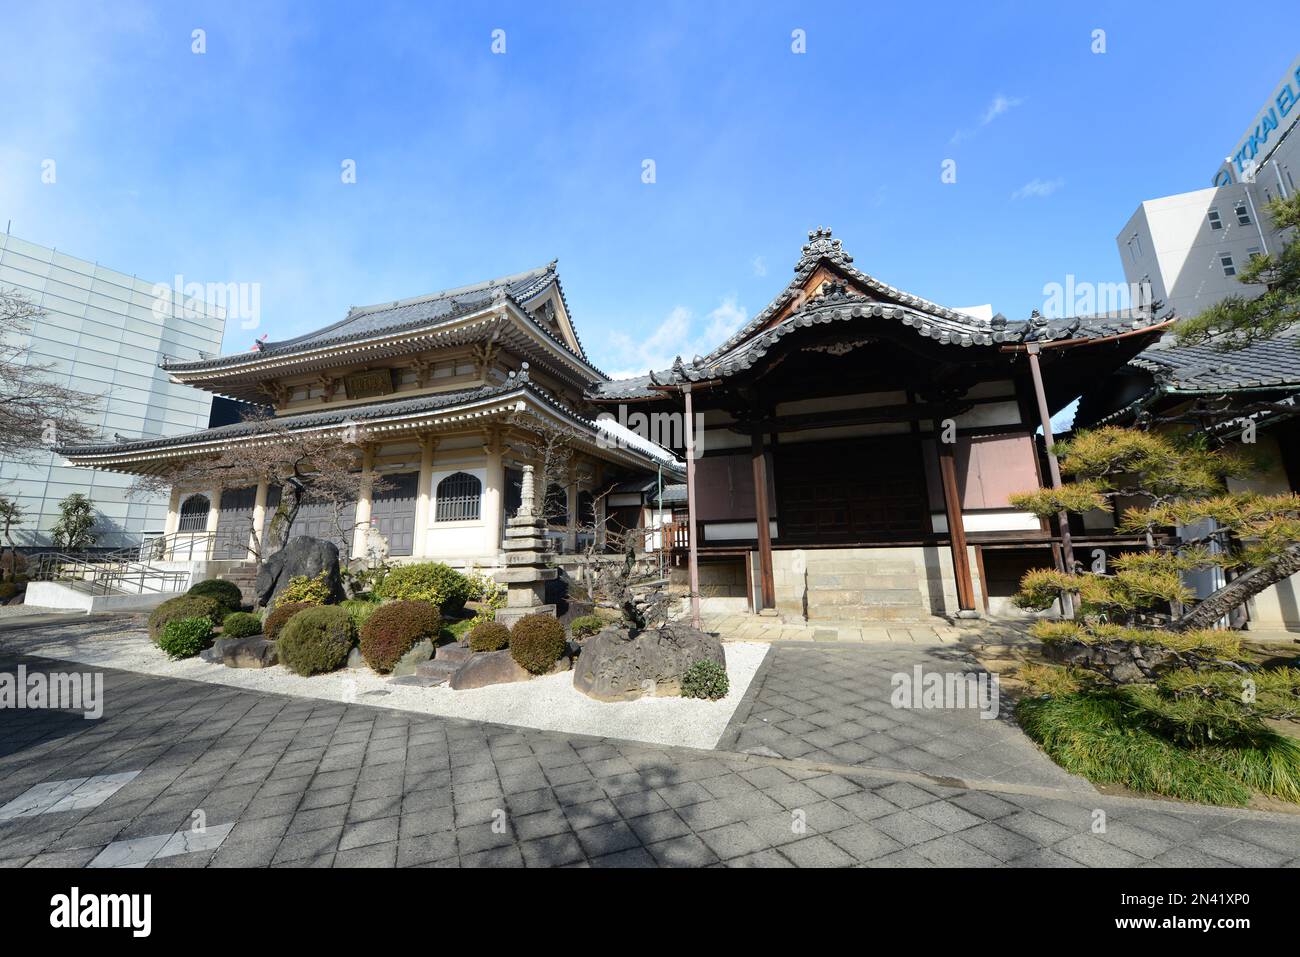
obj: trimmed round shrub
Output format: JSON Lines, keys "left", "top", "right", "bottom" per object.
{"left": 221, "top": 611, "right": 262, "bottom": 639}
{"left": 278, "top": 605, "right": 356, "bottom": 676}
{"left": 468, "top": 620, "right": 510, "bottom": 653}
{"left": 375, "top": 562, "right": 473, "bottom": 612}
{"left": 509, "top": 613, "right": 566, "bottom": 675}
{"left": 263, "top": 601, "right": 314, "bottom": 642}
{"left": 359, "top": 600, "right": 442, "bottom": 674}
{"left": 187, "top": 578, "right": 243, "bottom": 610}
{"left": 149, "top": 594, "right": 225, "bottom": 641}
{"left": 681, "top": 660, "right": 729, "bottom": 701}
{"left": 158, "top": 616, "right": 212, "bottom": 659}
{"left": 568, "top": 614, "right": 605, "bottom": 639}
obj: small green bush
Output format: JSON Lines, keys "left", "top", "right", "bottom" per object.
{"left": 149, "top": 594, "right": 225, "bottom": 641}
{"left": 275, "top": 571, "right": 333, "bottom": 608}
{"left": 221, "top": 611, "right": 262, "bottom": 639}
{"left": 158, "top": 616, "right": 212, "bottom": 659}
{"left": 468, "top": 620, "right": 510, "bottom": 653}
{"left": 509, "top": 614, "right": 566, "bottom": 675}
{"left": 0, "top": 581, "right": 18, "bottom": 601}
{"left": 359, "top": 600, "right": 442, "bottom": 674}
{"left": 187, "top": 578, "right": 243, "bottom": 610}
{"left": 568, "top": 614, "right": 606, "bottom": 639}
{"left": 263, "top": 601, "right": 314, "bottom": 642}
{"left": 278, "top": 605, "right": 355, "bottom": 676}
{"left": 375, "top": 562, "right": 472, "bottom": 612}
{"left": 681, "top": 660, "right": 729, "bottom": 700}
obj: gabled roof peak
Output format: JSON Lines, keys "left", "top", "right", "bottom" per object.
{"left": 796, "top": 226, "right": 853, "bottom": 271}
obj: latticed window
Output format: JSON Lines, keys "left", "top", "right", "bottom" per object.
{"left": 435, "top": 472, "right": 481, "bottom": 521}
{"left": 178, "top": 494, "right": 210, "bottom": 531}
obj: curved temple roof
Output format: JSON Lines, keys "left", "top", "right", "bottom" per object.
{"left": 592, "top": 227, "right": 1170, "bottom": 403}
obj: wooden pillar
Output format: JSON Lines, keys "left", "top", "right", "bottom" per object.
{"left": 937, "top": 442, "right": 976, "bottom": 614}
{"left": 249, "top": 480, "right": 269, "bottom": 560}
{"left": 683, "top": 385, "right": 702, "bottom": 629}
{"left": 1026, "top": 343, "right": 1077, "bottom": 618}
{"left": 413, "top": 434, "right": 436, "bottom": 556}
{"left": 351, "top": 445, "right": 376, "bottom": 560}
{"left": 751, "top": 430, "right": 776, "bottom": 612}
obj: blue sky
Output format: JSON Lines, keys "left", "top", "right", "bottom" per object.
{"left": 1, "top": 1, "right": 1295, "bottom": 378}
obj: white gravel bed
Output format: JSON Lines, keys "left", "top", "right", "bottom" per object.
{"left": 0, "top": 619, "right": 769, "bottom": 750}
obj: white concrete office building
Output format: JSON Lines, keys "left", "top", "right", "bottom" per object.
{"left": 1117, "top": 54, "right": 1299, "bottom": 320}
{"left": 0, "top": 232, "right": 226, "bottom": 548}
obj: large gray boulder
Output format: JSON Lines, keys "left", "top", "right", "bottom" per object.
{"left": 573, "top": 623, "right": 725, "bottom": 701}
{"left": 449, "top": 649, "right": 532, "bottom": 690}
{"left": 254, "top": 537, "right": 344, "bottom": 609}
{"left": 390, "top": 638, "right": 434, "bottom": 677}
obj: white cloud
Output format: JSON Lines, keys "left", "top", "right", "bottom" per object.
{"left": 1012, "top": 177, "right": 1064, "bottom": 200}
{"left": 604, "top": 297, "right": 748, "bottom": 379}
{"left": 950, "top": 94, "right": 1023, "bottom": 144}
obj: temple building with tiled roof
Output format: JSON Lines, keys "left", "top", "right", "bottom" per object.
{"left": 590, "top": 227, "right": 1172, "bottom": 622}
{"left": 59, "top": 261, "right": 681, "bottom": 568}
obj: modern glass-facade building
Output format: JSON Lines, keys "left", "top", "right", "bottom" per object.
{"left": 0, "top": 232, "right": 226, "bottom": 548}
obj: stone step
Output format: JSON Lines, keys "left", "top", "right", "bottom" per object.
{"left": 805, "top": 574, "right": 925, "bottom": 591}
{"left": 435, "top": 642, "right": 472, "bottom": 664}
{"left": 808, "top": 604, "right": 936, "bottom": 622}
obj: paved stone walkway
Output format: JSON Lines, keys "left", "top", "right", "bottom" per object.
{"left": 1, "top": 653, "right": 1297, "bottom": 868}
{"left": 720, "top": 641, "right": 1087, "bottom": 792}
{"left": 702, "top": 612, "right": 975, "bottom": 645}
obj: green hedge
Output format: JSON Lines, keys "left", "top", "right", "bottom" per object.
{"left": 158, "top": 617, "right": 212, "bottom": 659}
{"left": 149, "top": 594, "right": 226, "bottom": 641}
{"left": 263, "top": 601, "right": 314, "bottom": 642}
{"left": 509, "top": 614, "right": 566, "bottom": 675}
{"left": 278, "top": 606, "right": 356, "bottom": 676}
{"left": 221, "top": 611, "right": 262, "bottom": 639}
{"left": 468, "top": 620, "right": 510, "bottom": 653}
{"left": 187, "top": 578, "right": 243, "bottom": 610}
{"left": 375, "top": 562, "right": 472, "bottom": 612}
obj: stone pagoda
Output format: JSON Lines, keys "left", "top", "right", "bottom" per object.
{"left": 495, "top": 464, "right": 557, "bottom": 628}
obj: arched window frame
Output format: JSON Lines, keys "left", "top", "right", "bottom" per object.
{"left": 434, "top": 471, "right": 482, "bottom": 522}
{"left": 178, "top": 493, "right": 211, "bottom": 532}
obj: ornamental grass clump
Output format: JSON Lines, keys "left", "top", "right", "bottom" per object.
{"left": 568, "top": 614, "right": 606, "bottom": 639}
{"left": 467, "top": 620, "right": 510, "bottom": 653}
{"left": 509, "top": 613, "right": 566, "bottom": 674}
{"left": 158, "top": 616, "right": 212, "bottom": 660}
{"left": 359, "top": 600, "right": 442, "bottom": 674}
{"left": 277, "top": 605, "right": 355, "bottom": 676}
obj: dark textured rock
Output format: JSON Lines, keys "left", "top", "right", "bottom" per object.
{"left": 573, "top": 623, "right": 725, "bottom": 701}
{"left": 390, "top": 638, "right": 434, "bottom": 677}
{"left": 449, "top": 649, "right": 532, "bottom": 690}
{"left": 220, "top": 637, "right": 278, "bottom": 669}
{"left": 254, "top": 537, "right": 344, "bottom": 609}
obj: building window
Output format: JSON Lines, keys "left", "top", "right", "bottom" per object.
{"left": 434, "top": 472, "right": 481, "bottom": 521}
{"left": 1246, "top": 246, "right": 1262, "bottom": 260}
{"left": 1127, "top": 233, "right": 1142, "bottom": 262}
{"left": 1234, "top": 201, "right": 1251, "bottom": 225}
{"left": 1207, "top": 208, "right": 1223, "bottom": 230}
{"left": 1220, "top": 253, "right": 1236, "bottom": 277}
{"left": 178, "top": 494, "right": 210, "bottom": 531}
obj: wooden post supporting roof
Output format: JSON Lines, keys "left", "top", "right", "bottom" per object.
{"left": 937, "top": 441, "right": 977, "bottom": 614}
{"left": 751, "top": 430, "right": 776, "bottom": 611}
{"left": 683, "top": 384, "right": 702, "bottom": 629}
{"left": 1025, "top": 343, "right": 1077, "bottom": 617}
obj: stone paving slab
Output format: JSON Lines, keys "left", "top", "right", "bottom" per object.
{"left": 718, "top": 641, "right": 1099, "bottom": 793}
{"left": 1, "top": 653, "right": 1298, "bottom": 868}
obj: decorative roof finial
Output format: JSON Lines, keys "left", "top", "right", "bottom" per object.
{"left": 796, "top": 226, "right": 852, "bottom": 271}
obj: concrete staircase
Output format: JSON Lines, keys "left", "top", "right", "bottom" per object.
{"left": 803, "top": 555, "right": 933, "bottom": 622}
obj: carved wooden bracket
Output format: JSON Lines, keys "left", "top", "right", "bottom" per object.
{"left": 409, "top": 357, "right": 435, "bottom": 388}
{"left": 470, "top": 341, "right": 501, "bottom": 379}
{"left": 258, "top": 381, "right": 293, "bottom": 409}
{"left": 316, "top": 374, "right": 339, "bottom": 403}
